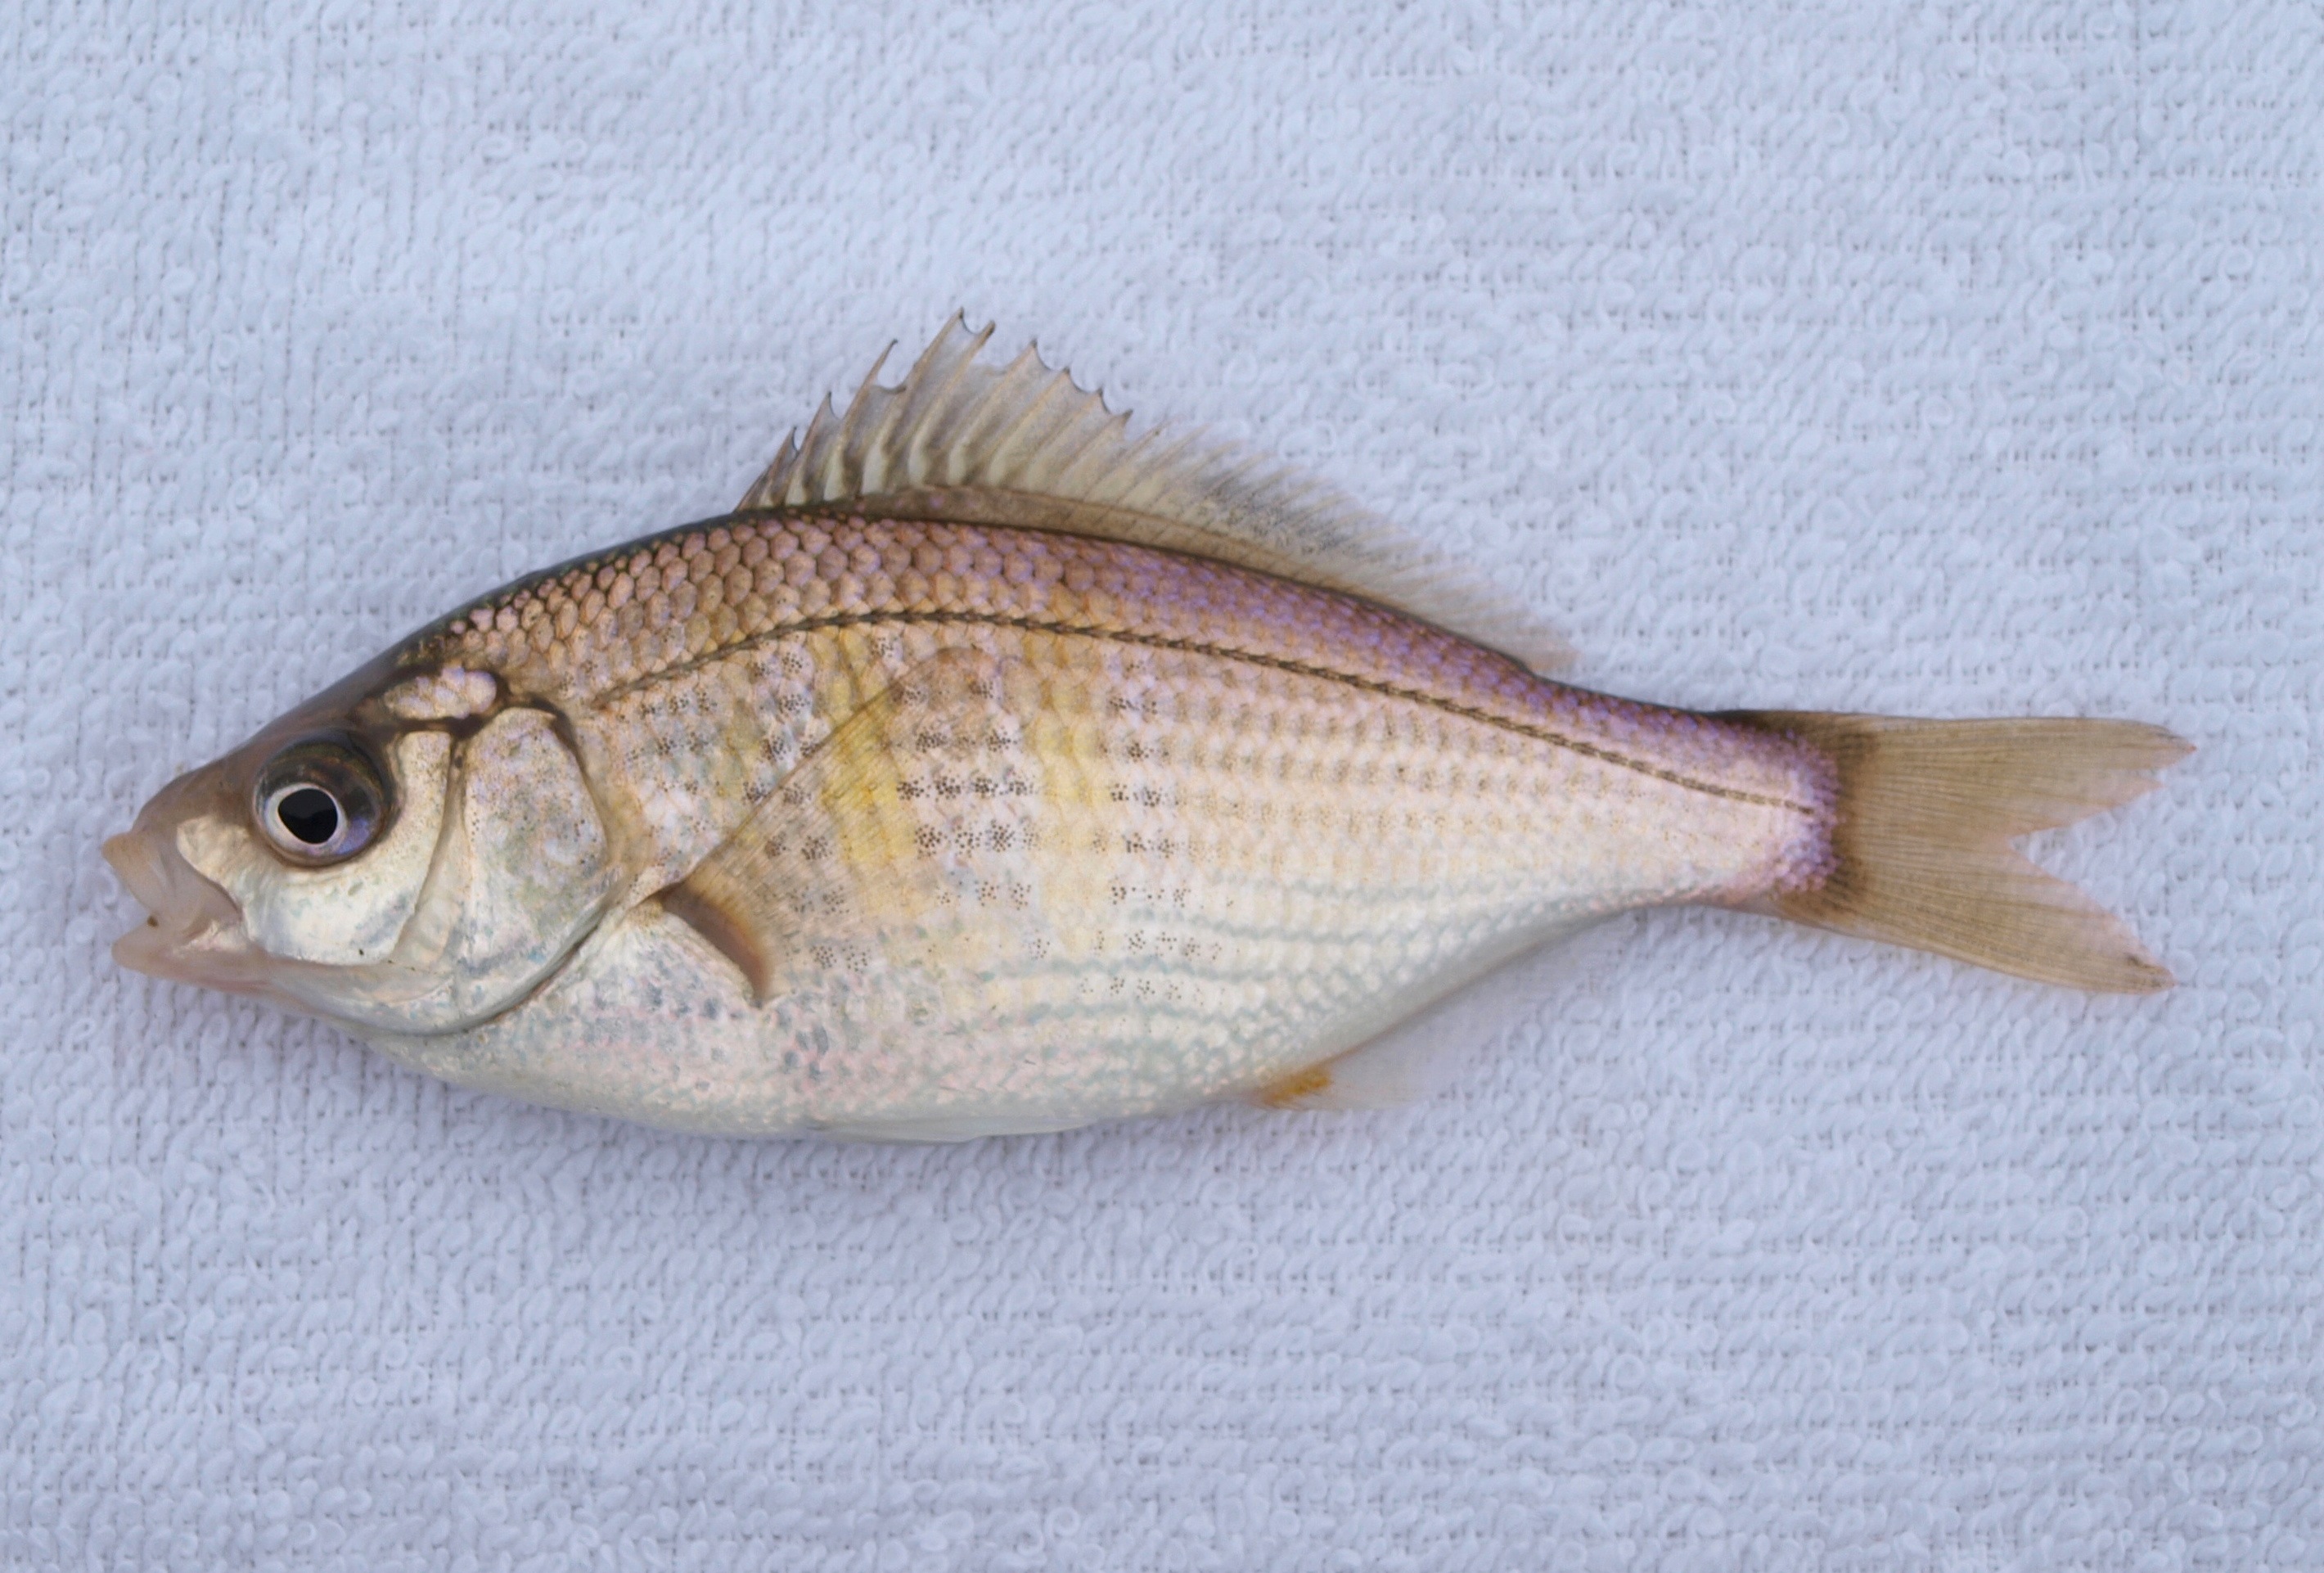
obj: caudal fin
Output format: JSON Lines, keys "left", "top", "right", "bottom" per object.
{"left": 1731, "top": 714, "right": 2191, "bottom": 993}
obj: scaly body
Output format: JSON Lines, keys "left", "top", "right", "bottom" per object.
{"left": 103, "top": 320, "right": 2184, "bottom": 1139}
{"left": 366, "top": 514, "right": 1831, "bottom": 1135}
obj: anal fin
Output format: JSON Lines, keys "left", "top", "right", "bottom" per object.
{"left": 1248, "top": 917, "right": 1610, "bottom": 1112}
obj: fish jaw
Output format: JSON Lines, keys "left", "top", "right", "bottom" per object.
{"left": 103, "top": 767, "right": 277, "bottom": 998}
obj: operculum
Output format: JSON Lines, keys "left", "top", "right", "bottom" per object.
{"left": 313, "top": 706, "right": 622, "bottom": 1034}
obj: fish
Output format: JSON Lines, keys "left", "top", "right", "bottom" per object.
{"left": 103, "top": 318, "right": 2191, "bottom": 1139}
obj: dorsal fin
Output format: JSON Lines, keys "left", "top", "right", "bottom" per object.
{"left": 736, "top": 315, "right": 1572, "bottom": 673}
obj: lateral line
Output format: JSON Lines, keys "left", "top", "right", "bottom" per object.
{"left": 592, "top": 609, "right": 1819, "bottom": 816}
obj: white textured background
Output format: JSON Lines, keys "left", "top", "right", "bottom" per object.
{"left": 6, "top": 2, "right": 2321, "bottom": 1568}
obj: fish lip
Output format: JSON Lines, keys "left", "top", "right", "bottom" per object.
{"left": 101, "top": 824, "right": 274, "bottom": 997}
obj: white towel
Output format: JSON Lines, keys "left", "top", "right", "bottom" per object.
{"left": 8, "top": 2, "right": 2319, "bottom": 1567}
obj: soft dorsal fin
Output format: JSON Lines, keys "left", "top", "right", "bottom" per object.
{"left": 736, "top": 315, "right": 1572, "bottom": 673}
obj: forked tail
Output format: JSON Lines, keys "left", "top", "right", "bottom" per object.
{"left": 1728, "top": 714, "right": 2191, "bottom": 992}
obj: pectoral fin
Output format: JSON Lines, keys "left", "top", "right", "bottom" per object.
{"left": 654, "top": 648, "right": 1036, "bottom": 1004}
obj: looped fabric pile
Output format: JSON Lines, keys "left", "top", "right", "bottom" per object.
{"left": 7, "top": 2, "right": 2317, "bottom": 1567}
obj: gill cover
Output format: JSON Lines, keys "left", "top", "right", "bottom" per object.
{"left": 361, "top": 706, "right": 621, "bottom": 1033}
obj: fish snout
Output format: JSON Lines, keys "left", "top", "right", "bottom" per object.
{"left": 102, "top": 823, "right": 269, "bottom": 995}
{"left": 104, "top": 827, "right": 177, "bottom": 917}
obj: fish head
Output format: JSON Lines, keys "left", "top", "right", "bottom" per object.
{"left": 106, "top": 656, "right": 624, "bottom": 1036}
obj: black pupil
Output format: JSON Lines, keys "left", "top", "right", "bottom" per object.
{"left": 277, "top": 787, "right": 340, "bottom": 845}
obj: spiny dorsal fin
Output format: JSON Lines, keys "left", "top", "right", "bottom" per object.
{"left": 736, "top": 314, "right": 1572, "bottom": 673}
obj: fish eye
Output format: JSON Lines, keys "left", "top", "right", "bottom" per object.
{"left": 254, "top": 737, "right": 389, "bottom": 864}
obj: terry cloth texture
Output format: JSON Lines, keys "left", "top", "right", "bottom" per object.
{"left": 6, "top": 3, "right": 2321, "bottom": 1569}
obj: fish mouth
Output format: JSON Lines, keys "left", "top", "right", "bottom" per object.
{"left": 102, "top": 822, "right": 275, "bottom": 998}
